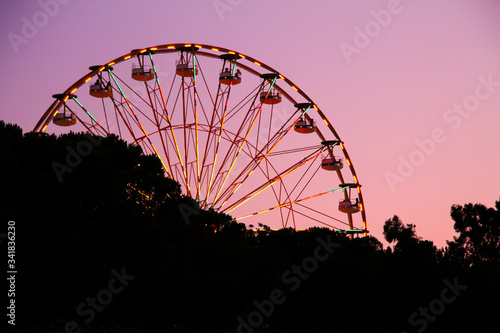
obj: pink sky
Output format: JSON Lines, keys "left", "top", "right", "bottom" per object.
{"left": 1, "top": 0, "right": 499, "bottom": 248}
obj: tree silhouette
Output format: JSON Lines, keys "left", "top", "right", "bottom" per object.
{"left": 383, "top": 215, "right": 418, "bottom": 244}
{"left": 2, "top": 121, "right": 500, "bottom": 333}
{"left": 447, "top": 199, "right": 500, "bottom": 266}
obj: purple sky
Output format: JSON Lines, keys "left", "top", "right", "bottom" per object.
{"left": 1, "top": 0, "right": 499, "bottom": 248}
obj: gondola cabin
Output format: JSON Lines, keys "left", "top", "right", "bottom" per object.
{"left": 294, "top": 118, "right": 316, "bottom": 134}
{"left": 89, "top": 81, "right": 112, "bottom": 98}
{"left": 132, "top": 66, "right": 154, "bottom": 81}
{"left": 338, "top": 199, "right": 361, "bottom": 213}
{"left": 53, "top": 113, "right": 76, "bottom": 126}
{"left": 260, "top": 91, "right": 282, "bottom": 104}
{"left": 176, "top": 63, "right": 197, "bottom": 77}
{"left": 219, "top": 69, "right": 242, "bottom": 85}
{"left": 321, "top": 157, "right": 343, "bottom": 170}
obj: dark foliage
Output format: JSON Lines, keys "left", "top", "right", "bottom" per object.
{"left": 1, "top": 121, "right": 499, "bottom": 333}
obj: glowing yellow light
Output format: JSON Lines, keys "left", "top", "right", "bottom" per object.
{"left": 195, "top": 44, "right": 202, "bottom": 48}
{"left": 85, "top": 77, "right": 92, "bottom": 83}
{"left": 323, "top": 119, "right": 329, "bottom": 126}
{"left": 254, "top": 61, "right": 261, "bottom": 66}
{"left": 313, "top": 104, "right": 318, "bottom": 110}
{"left": 346, "top": 158, "right": 351, "bottom": 166}
{"left": 167, "top": 45, "right": 175, "bottom": 49}
{"left": 150, "top": 47, "right": 158, "bottom": 50}
{"left": 340, "top": 142, "right": 344, "bottom": 149}
{"left": 353, "top": 175, "right": 358, "bottom": 182}
{"left": 63, "top": 95, "right": 69, "bottom": 102}
{"left": 292, "top": 86, "right": 298, "bottom": 91}
{"left": 127, "top": 184, "right": 152, "bottom": 200}
{"left": 70, "top": 87, "right": 77, "bottom": 93}
{"left": 357, "top": 186, "right": 361, "bottom": 194}
{"left": 140, "top": 48, "right": 147, "bottom": 53}
{"left": 228, "top": 51, "right": 235, "bottom": 54}
{"left": 42, "top": 125, "right": 48, "bottom": 132}
{"left": 108, "top": 61, "right": 115, "bottom": 66}
{"left": 124, "top": 55, "right": 131, "bottom": 60}
{"left": 53, "top": 110, "right": 59, "bottom": 116}
{"left": 279, "top": 74, "right": 285, "bottom": 79}
{"left": 359, "top": 203, "right": 363, "bottom": 211}
{"left": 99, "top": 66, "right": 105, "bottom": 72}
{"left": 239, "top": 54, "right": 246, "bottom": 58}
{"left": 226, "top": 151, "right": 322, "bottom": 213}
{"left": 184, "top": 44, "right": 191, "bottom": 47}
{"left": 212, "top": 47, "right": 219, "bottom": 51}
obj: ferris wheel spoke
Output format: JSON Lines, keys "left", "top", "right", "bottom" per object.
{"left": 200, "top": 78, "right": 226, "bottom": 205}
{"left": 111, "top": 73, "right": 157, "bottom": 125}
{"left": 204, "top": 76, "right": 243, "bottom": 205}
{"left": 142, "top": 81, "right": 174, "bottom": 179}
{"left": 217, "top": 103, "right": 302, "bottom": 201}
{"left": 112, "top": 99, "right": 124, "bottom": 140}
{"left": 294, "top": 202, "right": 351, "bottom": 228}
{"left": 210, "top": 80, "right": 269, "bottom": 206}
{"left": 196, "top": 74, "right": 230, "bottom": 193}
{"left": 108, "top": 70, "right": 170, "bottom": 175}
{"left": 69, "top": 96, "right": 109, "bottom": 136}
{"left": 288, "top": 162, "right": 322, "bottom": 205}
{"left": 192, "top": 54, "right": 202, "bottom": 201}
{"left": 180, "top": 76, "right": 192, "bottom": 196}
{"left": 109, "top": 95, "right": 139, "bottom": 144}
{"left": 268, "top": 171, "right": 296, "bottom": 229}
{"left": 62, "top": 100, "right": 103, "bottom": 136}
{"left": 101, "top": 98, "right": 112, "bottom": 134}
{"left": 224, "top": 85, "right": 261, "bottom": 123}
{"left": 220, "top": 146, "right": 324, "bottom": 213}
{"left": 148, "top": 52, "right": 188, "bottom": 188}
{"left": 235, "top": 186, "right": 348, "bottom": 222}
{"left": 283, "top": 207, "right": 337, "bottom": 229}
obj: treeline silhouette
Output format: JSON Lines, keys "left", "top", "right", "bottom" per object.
{"left": 1, "top": 121, "right": 499, "bottom": 333}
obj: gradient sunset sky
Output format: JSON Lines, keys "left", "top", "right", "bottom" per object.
{"left": 1, "top": 0, "right": 499, "bottom": 247}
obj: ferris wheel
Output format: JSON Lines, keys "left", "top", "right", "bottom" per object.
{"left": 34, "top": 43, "right": 367, "bottom": 235}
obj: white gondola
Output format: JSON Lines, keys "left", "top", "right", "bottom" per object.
{"left": 53, "top": 113, "right": 76, "bottom": 126}
{"left": 176, "top": 61, "right": 197, "bottom": 77}
{"left": 89, "top": 81, "right": 112, "bottom": 98}
{"left": 338, "top": 199, "right": 361, "bottom": 213}
{"left": 260, "top": 91, "right": 282, "bottom": 104}
{"left": 321, "top": 156, "right": 343, "bottom": 170}
{"left": 294, "top": 118, "right": 316, "bottom": 134}
{"left": 131, "top": 65, "right": 154, "bottom": 81}
{"left": 219, "top": 68, "right": 242, "bottom": 85}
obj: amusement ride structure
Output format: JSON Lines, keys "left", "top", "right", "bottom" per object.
{"left": 34, "top": 43, "right": 367, "bottom": 235}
